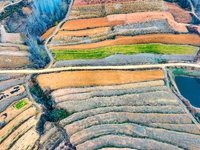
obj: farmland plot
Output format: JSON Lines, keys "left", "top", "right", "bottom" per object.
{"left": 70, "top": 0, "right": 164, "bottom": 19}
{"left": 36, "top": 70, "right": 200, "bottom": 150}
{"left": 0, "top": 40, "right": 31, "bottom": 69}
{"left": 50, "top": 34, "right": 200, "bottom": 52}
{"left": 0, "top": 73, "right": 41, "bottom": 150}
{"left": 37, "top": 70, "right": 165, "bottom": 90}
{"left": 0, "top": 98, "right": 40, "bottom": 150}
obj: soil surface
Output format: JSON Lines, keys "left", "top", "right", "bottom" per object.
{"left": 37, "top": 70, "right": 165, "bottom": 90}
{"left": 49, "top": 34, "right": 200, "bottom": 50}
{"left": 165, "top": 2, "right": 192, "bottom": 23}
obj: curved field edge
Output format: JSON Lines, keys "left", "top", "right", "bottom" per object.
{"left": 49, "top": 34, "right": 200, "bottom": 50}
{"left": 52, "top": 43, "right": 198, "bottom": 61}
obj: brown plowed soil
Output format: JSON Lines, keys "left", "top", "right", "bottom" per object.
{"left": 0, "top": 56, "right": 30, "bottom": 68}
{"left": 61, "top": 12, "right": 188, "bottom": 32}
{"left": 165, "top": 2, "right": 192, "bottom": 23}
{"left": 61, "top": 17, "right": 124, "bottom": 30}
{"left": 41, "top": 26, "right": 56, "bottom": 40}
{"left": 37, "top": 70, "right": 164, "bottom": 90}
{"left": 107, "top": 12, "right": 173, "bottom": 23}
{"left": 49, "top": 34, "right": 200, "bottom": 50}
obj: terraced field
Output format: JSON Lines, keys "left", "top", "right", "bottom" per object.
{"left": 0, "top": 43, "right": 30, "bottom": 69}
{"left": 46, "top": 0, "right": 200, "bottom": 67}
{"left": 37, "top": 70, "right": 165, "bottom": 90}
{"left": 165, "top": 2, "right": 192, "bottom": 23}
{"left": 0, "top": 73, "right": 41, "bottom": 150}
{"left": 0, "top": 74, "right": 28, "bottom": 111}
{"left": 37, "top": 70, "right": 200, "bottom": 150}
{"left": 52, "top": 43, "right": 199, "bottom": 61}
{"left": 70, "top": 0, "right": 164, "bottom": 19}
{"left": 0, "top": 24, "right": 31, "bottom": 69}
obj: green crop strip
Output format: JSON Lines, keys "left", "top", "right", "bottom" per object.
{"left": 52, "top": 44, "right": 198, "bottom": 61}
{"left": 13, "top": 100, "right": 28, "bottom": 109}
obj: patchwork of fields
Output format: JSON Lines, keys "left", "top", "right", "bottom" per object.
{"left": 37, "top": 70, "right": 200, "bottom": 150}
{"left": 0, "top": 73, "right": 40, "bottom": 150}
{"left": 70, "top": 0, "right": 164, "bottom": 19}
{"left": 44, "top": 0, "right": 200, "bottom": 67}
{"left": 1, "top": 0, "right": 200, "bottom": 149}
{"left": 0, "top": 43, "right": 30, "bottom": 69}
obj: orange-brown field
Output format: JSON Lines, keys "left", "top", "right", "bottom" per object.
{"left": 41, "top": 26, "right": 56, "bottom": 40}
{"left": 61, "top": 17, "right": 124, "bottom": 30}
{"left": 165, "top": 2, "right": 192, "bottom": 23}
{"left": 61, "top": 12, "right": 189, "bottom": 33}
{"left": 49, "top": 34, "right": 200, "bottom": 50}
{"left": 37, "top": 70, "right": 164, "bottom": 90}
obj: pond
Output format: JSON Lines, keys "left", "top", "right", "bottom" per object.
{"left": 175, "top": 76, "right": 200, "bottom": 108}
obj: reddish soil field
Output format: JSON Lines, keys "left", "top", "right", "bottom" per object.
{"left": 165, "top": 2, "right": 192, "bottom": 23}
{"left": 37, "top": 70, "right": 164, "bottom": 90}
{"left": 107, "top": 12, "right": 173, "bottom": 23}
{"left": 49, "top": 34, "right": 200, "bottom": 50}
{"left": 41, "top": 26, "right": 56, "bottom": 40}
{"left": 62, "top": 17, "right": 124, "bottom": 30}
{"left": 62, "top": 12, "right": 188, "bottom": 32}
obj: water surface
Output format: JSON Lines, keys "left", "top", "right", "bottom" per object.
{"left": 175, "top": 76, "right": 200, "bottom": 108}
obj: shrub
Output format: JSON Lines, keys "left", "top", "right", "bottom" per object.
{"left": 49, "top": 108, "right": 68, "bottom": 122}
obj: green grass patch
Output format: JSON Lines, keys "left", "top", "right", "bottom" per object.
{"left": 52, "top": 44, "right": 198, "bottom": 61}
{"left": 13, "top": 100, "right": 28, "bottom": 109}
{"left": 49, "top": 108, "right": 68, "bottom": 122}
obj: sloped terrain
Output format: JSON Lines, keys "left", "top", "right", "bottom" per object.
{"left": 0, "top": 43, "right": 30, "bottom": 69}
{"left": 165, "top": 2, "right": 192, "bottom": 23}
{"left": 70, "top": 0, "right": 164, "bottom": 19}
{"left": 45, "top": 0, "right": 200, "bottom": 67}
{"left": 36, "top": 69, "right": 200, "bottom": 150}
{"left": 0, "top": 73, "right": 41, "bottom": 150}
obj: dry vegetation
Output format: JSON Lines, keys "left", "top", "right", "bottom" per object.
{"left": 73, "top": 0, "right": 145, "bottom": 6}
{"left": 49, "top": 11, "right": 199, "bottom": 54}
{"left": 49, "top": 34, "right": 200, "bottom": 51}
{"left": 37, "top": 70, "right": 165, "bottom": 90}
{"left": 0, "top": 98, "right": 32, "bottom": 123}
{"left": 37, "top": 69, "right": 200, "bottom": 150}
{"left": 62, "top": 12, "right": 186, "bottom": 32}
{"left": 0, "top": 106, "right": 39, "bottom": 149}
{"left": 0, "top": 73, "right": 41, "bottom": 150}
{"left": 54, "top": 27, "right": 111, "bottom": 38}
{"left": 0, "top": 43, "right": 30, "bottom": 69}
{"left": 70, "top": 0, "right": 164, "bottom": 19}
{"left": 0, "top": 56, "right": 30, "bottom": 69}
